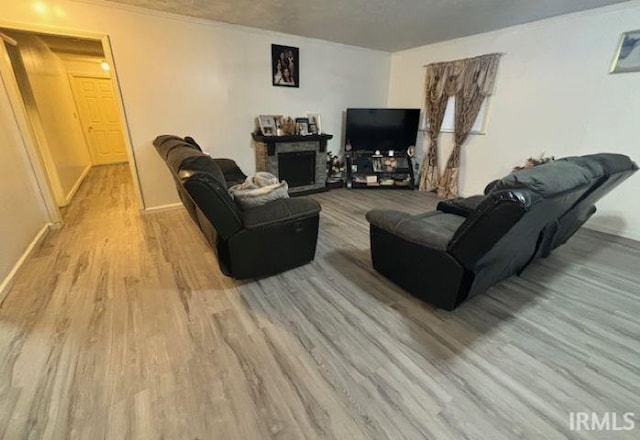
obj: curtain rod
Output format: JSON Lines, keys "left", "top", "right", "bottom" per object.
{"left": 0, "top": 32, "right": 18, "bottom": 46}
{"left": 422, "top": 52, "right": 505, "bottom": 67}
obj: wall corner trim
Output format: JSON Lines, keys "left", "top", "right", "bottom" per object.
{"left": 62, "top": 163, "right": 92, "bottom": 207}
{"left": 0, "top": 223, "right": 51, "bottom": 306}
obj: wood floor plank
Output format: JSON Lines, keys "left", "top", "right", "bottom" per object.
{"left": 1, "top": 164, "right": 639, "bottom": 439}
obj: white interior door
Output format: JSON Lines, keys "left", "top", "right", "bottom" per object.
{"left": 70, "top": 76, "right": 128, "bottom": 165}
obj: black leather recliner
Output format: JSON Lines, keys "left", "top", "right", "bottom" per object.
{"left": 366, "top": 153, "right": 637, "bottom": 310}
{"left": 153, "top": 135, "right": 321, "bottom": 279}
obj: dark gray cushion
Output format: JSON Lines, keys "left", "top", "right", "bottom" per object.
{"left": 181, "top": 171, "right": 243, "bottom": 239}
{"left": 166, "top": 147, "right": 204, "bottom": 172}
{"left": 214, "top": 158, "right": 247, "bottom": 188}
{"left": 179, "top": 155, "right": 227, "bottom": 187}
{"left": 154, "top": 135, "right": 200, "bottom": 160}
{"left": 184, "top": 136, "right": 203, "bottom": 151}
{"left": 561, "top": 156, "right": 605, "bottom": 177}
{"left": 493, "top": 153, "right": 637, "bottom": 198}
{"left": 243, "top": 197, "right": 321, "bottom": 229}
{"left": 366, "top": 210, "right": 465, "bottom": 250}
{"left": 581, "top": 153, "right": 637, "bottom": 175}
{"left": 494, "top": 160, "right": 594, "bottom": 197}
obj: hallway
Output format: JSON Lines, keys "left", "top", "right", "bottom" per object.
{"left": 0, "top": 164, "right": 225, "bottom": 438}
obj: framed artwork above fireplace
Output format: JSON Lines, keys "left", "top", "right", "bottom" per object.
{"left": 272, "top": 44, "right": 299, "bottom": 87}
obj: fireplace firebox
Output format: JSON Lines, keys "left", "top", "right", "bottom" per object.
{"left": 278, "top": 151, "right": 316, "bottom": 188}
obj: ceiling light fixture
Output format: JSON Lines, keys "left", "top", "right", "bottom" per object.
{"left": 33, "top": 1, "right": 48, "bottom": 14}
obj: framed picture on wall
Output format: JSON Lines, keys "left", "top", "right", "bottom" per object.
{"left": 272, "top": 44, "right": 299, "bottom": 87}
{"left": 610, "top": 29, "right": 640, "bottom": 73}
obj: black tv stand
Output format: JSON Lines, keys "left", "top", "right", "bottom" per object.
{"left": 345, "top": 150, "right": 415, "bottom": 190}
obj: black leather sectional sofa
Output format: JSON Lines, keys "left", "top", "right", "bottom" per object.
{"left": 366, "top": 153, "right": 637, "bottom": 310}
{"left": 153, "top": 135, "right": 321, "bottom": 279}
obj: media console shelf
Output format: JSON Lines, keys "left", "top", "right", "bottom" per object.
{"left": 252, "top": 133, "right": 333, "bottom": 195}
{"left": 345, "top": 150, "right": 415, "bottom": 190}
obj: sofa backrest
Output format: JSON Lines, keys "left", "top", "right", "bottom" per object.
{"left": 449, "top": 158, "right": 593, "bottom": 263}
{"left": 551, "top": 154, "right": 638, "bottom": 248}
{"left": 153, "top": 135, "right": 243, "bottom": 241}
{"left": 447, "top": 153, "right": 637, "bottom": 298}
{"left": 154, "top": 135, "right": 202, "bottom": 223}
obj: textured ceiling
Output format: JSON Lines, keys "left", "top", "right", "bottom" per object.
{"left": 105, "top": 0, "right": 628, "bottom": 51}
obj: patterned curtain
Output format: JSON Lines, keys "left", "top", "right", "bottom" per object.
{"left": 418, "top": 64, "right": 450, "bottom": 191}
{"left": 437, "top": 54, "right": 501, "bottom": 198}
{"left": 417, "top": 54, "right": 501, "bottom": 196}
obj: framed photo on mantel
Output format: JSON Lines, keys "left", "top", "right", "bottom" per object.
{"left": 307, "top": 113, "right": 321, "bottom": 134}
{"left": 272, "top": 44, "right": 299, "bottom": 87}
{"left": 295, "top": 117, "right": 309, "bottom": 135}
{"left": 258, "top": 115, "right": 276, "bottom": 136}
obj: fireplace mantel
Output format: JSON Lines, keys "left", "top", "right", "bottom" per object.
{"left": 252, "top": 134, "right": 333, "bottom": 155}
{"left": 252, "top": 133, "right": 333, "bottom": 195}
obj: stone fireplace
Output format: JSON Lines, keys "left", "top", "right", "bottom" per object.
{"left": 252, "top": 134, "right": 332, "bottom": 195}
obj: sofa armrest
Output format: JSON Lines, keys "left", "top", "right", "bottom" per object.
{"left": 447, "top": 191, "right": 528, "bottom": 267}
{"left": 437, "top": 195, "right": 485, "bottom": 217}
{"left": 366, "top": 209, "right": 466, "bottom": 251}
{"left": 484, "top": 179, "right": 500, "bottom": 194}
{"left": 365, "top": 209, "right": 412, "bottom": 232}
{"left": 242, "top": 197, "right": 321, "bottom": 229}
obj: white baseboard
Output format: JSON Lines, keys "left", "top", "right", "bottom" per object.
{"left": 61, "top": 163, "right": 92, "bottom": 207}
{"left": 143, "top": 202, "right": 183, "bottom": 214}
{"left": 0, "top": 224, "right": 51, "bottom": 305}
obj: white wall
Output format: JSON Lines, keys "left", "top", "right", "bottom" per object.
{"left": 0, "top": 0, "right": 390, "bottom": 208}
{"left": 0, "top": 75, "right": 49, "bottom": 288}
{"left": 388, "top": 1, "right": 640, "bottom": 240}
{"left": 13, "top": 33, "right": 92, "bottom": 205}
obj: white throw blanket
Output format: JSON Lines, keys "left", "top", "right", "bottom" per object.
{"left": 229, "top": 172, "right": 289, "bottom": 210}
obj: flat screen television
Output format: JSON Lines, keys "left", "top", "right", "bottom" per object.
{"left": 345, "top": 108, "right": 420, "bottom": 153}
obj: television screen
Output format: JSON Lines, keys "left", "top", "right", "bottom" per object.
{"left": 345, "top": 108, "right": 420, "bottom": 152}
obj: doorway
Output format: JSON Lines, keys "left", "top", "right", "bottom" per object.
{"left": 0, "top": 26, "right": 142, "bottom": 223}
{"left": 70, "top": 76, "right": 128, "bottom": 165}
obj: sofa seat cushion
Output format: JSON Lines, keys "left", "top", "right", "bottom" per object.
{"left": 366, "top": 210, "right": 465, "bottom": 250}
{"left": 243, "top": 197, "right": 321, "bottom": 229}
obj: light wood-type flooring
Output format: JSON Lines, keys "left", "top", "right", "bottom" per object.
{"left": 1, "top": 164, "right": 639, "bottom": 439}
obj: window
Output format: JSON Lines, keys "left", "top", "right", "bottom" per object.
{"left": 421, "top": 96, "right": 489, "bottom": 135}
